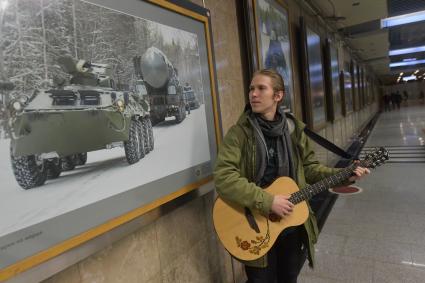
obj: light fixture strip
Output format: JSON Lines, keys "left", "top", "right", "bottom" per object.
{"left": 389, "top": 46, "right": 425, "bottom": 56}
{"left": 381, "top": 10, "right": 425, "bottom": 28}
{"left": 390, "top": 59, "right": 425, "bottom": 67}
{"left": 402, "top": 75, "right": 417, "bottom": 81}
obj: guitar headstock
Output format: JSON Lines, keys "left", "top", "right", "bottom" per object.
{"left": 361, "top": 147, "right": 390, "bottom": 168}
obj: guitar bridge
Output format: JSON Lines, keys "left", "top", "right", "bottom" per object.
{"left": 268, "top": 213, "right": 282, "bottom": 222}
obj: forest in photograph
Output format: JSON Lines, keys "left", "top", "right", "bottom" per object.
{"left": 0, "top": 0, "right": 204, "bottom": 138}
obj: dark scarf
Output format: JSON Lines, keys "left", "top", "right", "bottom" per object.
{"left": 248, "top": 109, "right": 296, "bottom": 185}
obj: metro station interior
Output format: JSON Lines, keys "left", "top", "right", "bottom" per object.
{"left": 1, "top": 0, "right": 425, "bottom": 282}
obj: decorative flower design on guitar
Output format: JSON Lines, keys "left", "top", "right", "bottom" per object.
{"left": 235, "top": 235, "right": 270, "bottom": 255}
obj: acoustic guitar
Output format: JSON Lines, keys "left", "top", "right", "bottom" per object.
{"left": 213, "top": 147, "right": 389, "bottom": 261}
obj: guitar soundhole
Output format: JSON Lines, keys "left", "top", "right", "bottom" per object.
{"left": 268, "top": 213, "right": 281, "bottom": 222}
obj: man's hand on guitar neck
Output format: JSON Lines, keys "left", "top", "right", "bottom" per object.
{"left": 271, "top": 195, "right": 294, "bottom": 217}
{"left": 348, "top": 161, "right": 371, "bottom": 182}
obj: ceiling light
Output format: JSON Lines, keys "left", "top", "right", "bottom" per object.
{"left": 402, "top": 75, "right": 417, "bottom": 81}
{"left": 390, "top": 59, "right": 425, "bottom": 67}
{"left": 403, "top": 58, "right": 417, "bottom": 62}
{"left": 399, "top": 72, "right": 404, "bottom": 76}
{"left": 381, "top": 10, "right": 425, "bottom": 28}
{"left": 389, "top": 46, "right": 425, "bottom": 56}
{"left": 414, "top": 69, "right": 420, "bottom": 74}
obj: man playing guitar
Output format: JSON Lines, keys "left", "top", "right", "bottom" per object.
{"left": 213, "top": 69, "right": 370, "bottom": 283}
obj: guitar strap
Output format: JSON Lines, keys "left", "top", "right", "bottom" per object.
{"left": 285, "top": 113, "right": 355, "bottom": 160}
{"left": 303, "top": 127, "right": 355, "bottom": 160}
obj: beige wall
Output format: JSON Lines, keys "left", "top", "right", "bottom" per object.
{"left": 42, "top": 0, "right": 378, "bottom": 282}
{"left": 191, "top": 0, "right": 247, "bottom": 133}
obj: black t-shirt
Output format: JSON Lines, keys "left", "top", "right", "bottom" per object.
{"left": 259, "top": 134, "right": 279, "bottom": 188}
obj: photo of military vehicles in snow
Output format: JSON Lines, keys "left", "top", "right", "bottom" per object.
{"left": 6, "top": 47, "right": 203, "bottom": 190}
{"left": 0, "top": 0, "right": 206, "bottom": 191}
{"left": 0, "top": 0, "right": 216, "bottom": 253}
{"left": 8, "top": 56, "right": 154, "bottom": 189}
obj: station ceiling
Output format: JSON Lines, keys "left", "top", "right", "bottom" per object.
{"left": 309, "top": 0, "right": 425, "bottom": 84}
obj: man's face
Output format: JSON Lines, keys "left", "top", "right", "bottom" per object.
{"left": 249, "top": 74, "right": 283, "bottom": 120}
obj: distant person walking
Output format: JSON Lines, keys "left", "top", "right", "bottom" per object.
{"left": 394, "top": 91, "right": 402, "bottom": 110}
{"left": 383, "top": 93, "right": 391, "bottom": 112}
{"left": 420, "top": 90, "right": 425, "bottom": 104}
{"left": 390, "top": 92, "right": 396, "bottom": 110}
{"left": 403, "top": 91, "right": 409, "bottom": 106}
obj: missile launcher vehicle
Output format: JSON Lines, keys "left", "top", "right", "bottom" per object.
{"left": 133, "top": 47, "right": 187, "bottom": 125}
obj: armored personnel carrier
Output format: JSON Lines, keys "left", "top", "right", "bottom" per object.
{"left": 133, "top": 47, "right": 187, "bottom": 125}
{"left": 8, "top": 56, "right": 154, "bottom": 189}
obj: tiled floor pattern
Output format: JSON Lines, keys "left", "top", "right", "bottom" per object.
{"left": 299, "top": 106, "right": 425, "bottom": 282}
{"left": 360, "top": 146, "right": 425, "bottom": 163}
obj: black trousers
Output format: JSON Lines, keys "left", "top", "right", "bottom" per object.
{"left": 245, "top": 227, "right": 303, "bottom": 283}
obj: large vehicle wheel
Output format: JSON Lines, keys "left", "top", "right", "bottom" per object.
{"left": 151, "top": 114, "right": 166, "bottom": 126}
{"left": 124, "top": 119, "right": 141, "bottom": 164}
{"left": 61, "top": 155, "right": 76, "bottom": 171}
{"left": 151, "top": 117, "right": 159, "bottom": 126}
{"left": 142, "top": 118, "right": 150, "bottom": 154}
{"left": 137, "top": 119, "right": 146, "bottom": 159}
{"left": 175, "top": 106, "right": 185, "bottom": 123}
{"left": 75, "top": 153, "right": 87, "bottom": 166}
{"left": 46, "top": 158, "right": 62, "bottom": 179}
{"left": 10, "top": 151, "right": 47, "bottom": 190}
{"left": 175, "top": 109, "right": 182, "bottom": 123}
{"left": 147, "top": 118, "right": 154, "bottom": 151}
{"left": 182, "top": 105, "right": 187, "bottom": 119}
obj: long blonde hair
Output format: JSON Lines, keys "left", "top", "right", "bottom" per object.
{"left": 252, "top": 69, "right": 286, "bottom": 105}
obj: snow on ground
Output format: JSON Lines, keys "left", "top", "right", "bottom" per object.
{"left": 0, "top": 105, "right": 210, "bottom": 237}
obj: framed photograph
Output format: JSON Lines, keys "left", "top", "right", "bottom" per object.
{"left": 324, "top": 39, "right": 342, "bottom": 121}
{"left": 351, "top": 61, "right": 360, "bottom": 111}
{"left": 368, "top": 79, "right": 373, "bottom": 104}
{"left": 340, "top": 61, "right": 353, "bottom": 115}
{"left": 245, "top": 0, "right": 294, "bottom": 112}
{"left": 370, "top": 78, "right": 376, "bottom": 104}
{"left": 359, "top": 67, "right": 365, "bottom": 108}
{"left": 365, "top": 76, "right": 370, "bottom": 105}
{"left": 299, "top": 17, "right": 326, "bottom": 129}
{"left": 366, "top": 79, "right": 370, "bottom": 106}
{"left": 0, "top": 0, "right": 220, "bottom": 280}
{"left": 365, "top": 72, "right": 370, "bottom": 105}
{"left": 357, "top": 66, "right": 362, "bottom": 108}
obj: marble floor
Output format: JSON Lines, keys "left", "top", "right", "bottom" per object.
{"left": 299, "top": 105, "right": 425, "bottom": 283}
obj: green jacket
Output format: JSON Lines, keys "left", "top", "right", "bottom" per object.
{"left": 213, "top": 111, "right": 341, "bottom": 268}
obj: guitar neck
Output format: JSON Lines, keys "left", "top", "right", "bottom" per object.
{"left": 289, "top": 163, "right": 357, "bottom": 204}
